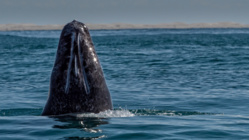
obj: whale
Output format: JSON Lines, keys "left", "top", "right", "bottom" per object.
{"left": 42, "top": 20, "right": 113, "bottom": 116}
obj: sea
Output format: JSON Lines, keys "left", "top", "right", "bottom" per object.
{"left": 1, "top": 28, "right": 249, "bottom": 139}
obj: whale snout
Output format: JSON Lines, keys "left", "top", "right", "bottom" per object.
{"left": 63, "top": 21, "right": 91, "bottom": 95}
{"left": 60, "top": 20, "right": 89, "bottom": 40}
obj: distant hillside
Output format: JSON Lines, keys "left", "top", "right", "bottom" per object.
{"left": 0, "top": 22, "right": 249, "bottom": 31}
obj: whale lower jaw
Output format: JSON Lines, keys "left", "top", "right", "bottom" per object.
{"left": 65, "top": 32, "right": 90, "bottom": 95}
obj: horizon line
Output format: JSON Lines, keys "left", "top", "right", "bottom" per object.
{"left": 1, "top": 22, "right": 249, "bottom": 31}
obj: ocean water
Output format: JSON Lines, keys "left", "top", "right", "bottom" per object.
{"left": 1, "top": 28, "right": 249, "bottom": 139}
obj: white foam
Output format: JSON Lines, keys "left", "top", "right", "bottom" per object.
{"left": 75, "top": 109, "right": 135, "bottom": 118}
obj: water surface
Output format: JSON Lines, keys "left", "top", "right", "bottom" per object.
{"left": 1, "top": 28, "right": 249, "bottom": 139}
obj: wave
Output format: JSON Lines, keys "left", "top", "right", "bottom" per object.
{"left": 0, "top": 30, "right": 61, "bottom": 38}
{"left": 0, "top": 108, "right": 217, "bottom": 117}
{"left": 0, "top": 108, "right": 42, "bottom": 116}
{"left": 1, "top": 28, "right": 249, "bottom": 39}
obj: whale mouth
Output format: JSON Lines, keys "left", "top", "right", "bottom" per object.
{"left": 65, "top": 31, "right": 90, "bottom": 95}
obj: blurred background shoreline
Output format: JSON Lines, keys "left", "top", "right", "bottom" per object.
{"left": 1, "top": 22, "right": 249, "bottom": 31}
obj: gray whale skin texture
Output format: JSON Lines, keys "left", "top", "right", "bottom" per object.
{"left": 42, "top": 20, "right": 113, "bottom": 116}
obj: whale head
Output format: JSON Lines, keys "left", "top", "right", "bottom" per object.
{"left": 42, "top": 20, "right": 112, "bottom": 115}
{"left": 52, "top": 20, "right": 99, "bottom": 95}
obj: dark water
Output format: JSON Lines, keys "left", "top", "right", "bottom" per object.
{"left": 1, "top": 28, "right": 249, "bottom": 139}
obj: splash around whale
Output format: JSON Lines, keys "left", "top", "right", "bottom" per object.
{"left": 42, "top": 20, "right": 113, "bottom": 116}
